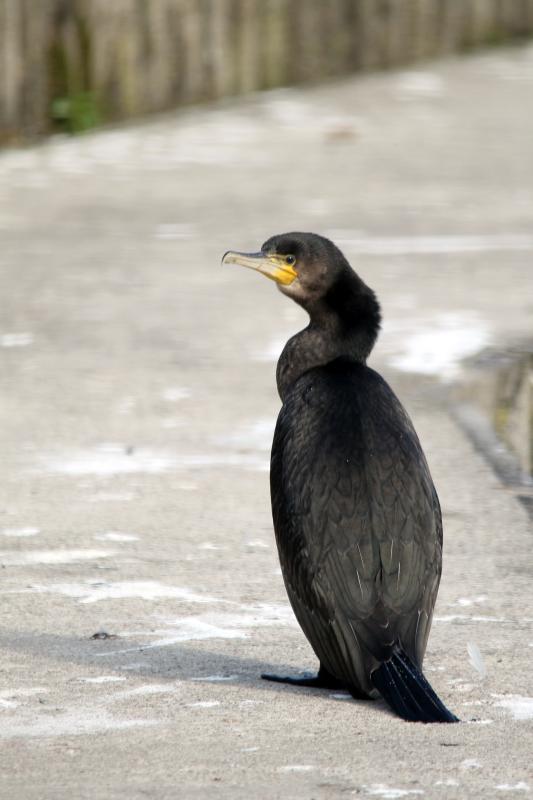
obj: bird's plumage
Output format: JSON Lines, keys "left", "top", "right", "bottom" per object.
{"left": 223, "top": 231, "right": 458, "bottom": 722}
{"left": 271, "top": 359, "right": 441, "bottom": 697}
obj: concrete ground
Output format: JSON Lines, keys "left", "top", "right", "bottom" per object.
{"left": 1, "top": 44, "right": 533, "bottom": 799}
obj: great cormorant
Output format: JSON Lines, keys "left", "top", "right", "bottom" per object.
{"left": 222, "top": 232, "right": 458, "bottom": 723}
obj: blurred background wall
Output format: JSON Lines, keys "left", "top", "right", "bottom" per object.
{"left": 2, "top": 0, "right": 533, "bottom": 142}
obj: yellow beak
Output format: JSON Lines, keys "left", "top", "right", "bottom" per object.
{"left": 222, "top": 250, "right": 297, "bottom": 286}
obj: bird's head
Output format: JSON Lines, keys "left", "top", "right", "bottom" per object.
{"left": 222, "top": 232, "right": 351, "bottom": 311}
{"left": 223, "top": 231, "right": 381, "bottom": 371}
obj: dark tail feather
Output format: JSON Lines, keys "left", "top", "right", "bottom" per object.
{"left": 371, "top": 649, "right": 459, "bottom": 723}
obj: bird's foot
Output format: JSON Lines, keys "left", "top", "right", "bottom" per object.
{"left": 261, "top": 672, "right": 326, "bottom": 688}
{"left": 261, "top": 664, "right": 346, "bottom": 690}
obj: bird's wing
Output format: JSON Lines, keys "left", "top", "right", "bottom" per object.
{"left": 270, "top": 364, "right": 442, "bottom": 692}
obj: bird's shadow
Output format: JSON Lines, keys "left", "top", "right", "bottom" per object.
{"left": 0, "top": 627, "right": 383, "bottom": 711}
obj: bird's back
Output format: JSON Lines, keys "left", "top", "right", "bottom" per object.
{"left": 270, "top": 359, "right": 442, "bottom": 696}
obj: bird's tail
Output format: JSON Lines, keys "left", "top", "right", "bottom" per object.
{"left": 370, "top": 648, "right": 459, "bottom": 723}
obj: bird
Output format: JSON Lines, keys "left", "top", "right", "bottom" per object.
{"left": 222, "top": 232, "right": 458, "bottom": 723}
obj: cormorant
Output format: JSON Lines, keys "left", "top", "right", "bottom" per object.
{"left": 222, "top": 232, "right": 458, "bottom": 723}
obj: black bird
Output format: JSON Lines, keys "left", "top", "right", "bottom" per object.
{"left": 222, "top": 232, "right": 458, "bottom": 723}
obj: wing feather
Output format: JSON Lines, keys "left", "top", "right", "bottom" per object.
{"left": 271, "top": 361, "right": 442, "bottom": 695}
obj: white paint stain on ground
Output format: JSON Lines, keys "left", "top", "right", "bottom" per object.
{"left": 112, "top": 684, "right": 178, "bottom": 699}
{"left": 364, "top": 786, "right": 424, "bottom": 799}
{"left": 493, "top": 695, "right": 533, "bottom": 721}
{"left": 0, "top": 332, "right": 34, "bottom": 347}
{"left": 94, "top": 532, "right": 139, "bottom": 542}
{"left": 42, "top": 445, "right": 178, "bottom": 476}
{"left": 0, "top": 709, "right": 157, "bottom": 740}
{"left": 496, "top": 783, "right": 530, "bottom": 792}
{"left": 0, "top": 682, "right": 179, "bottom": 739}
{"left": 326, "top": 231, "right": 533, "bottom": 255}
{"left": 0, "top": 549, "right": 114, "bottom": 566}
{"left": 189, "top": 675, "right": 238, "bottom": 683}
{"left": 5, "top": 580, "right": 220, "bottom": 605}
{"left": 0, "top": 698, "right": 21, "bottom": 710}
{"left": 121, "top": 663, "right": 148, "bottom": 672}
{"left": 278, "top": 765, "right": 316, "bottom": 773}
{"left": 388, "top": 313, "right": 489, "bottom": 379}
{"left": 41, "top": 444, "right": 268, "bottom": 475}
{"left": 100, "top": 620, "right": 245, "bottom": 655}
{"left": 164, "top": 617, "right": 250, "bottom": 643}
{"left": 0, "top": 111, "right": 269, "bottom": 181}
{"left": 450, "top": 596, "right": 488, "bottom": 607}
{"left": 435, "top": 779, "right": 459, "bottom": 787}
{"left": 187, "top": 701, "right": 220, "bottom": 709}
{"left": 0, "top": 688, "right": 48, "bottom": 709}
{"left": 395, "top": 71, "right": 445, "bottom": 97}
{"left": 98, "top": 603, "right": 296, "bottom": 655}
{"left": 1, "top": 527, "right": 40, "bottom": 538}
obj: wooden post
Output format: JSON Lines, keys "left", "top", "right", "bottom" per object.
{"left": 324, "top": 0, "right": 357, "bottom": 76}
{"left": 180, "top": 0, "right": 206, "bottom": 103}
{"left": 412, "top": 0, "right": 440, "bottom": 60}
{"left": 262, "top": 0, "right": 290, "bottom": 89}
{"left": 437, "top": 0, "right": 470, "bottom": 53}
{"left": 0, "top": 0, "right": 23, "bottom": 138}
{"left": 354, "top": 0, "right": 391, "bottom": 70}
{"left": 526, "top": 0, "right": 533, "bottom": 29}
{"left": 499, "top": 0, "right": 533, "bottom": 36}
{"left": 385, "top": 0, "right": 415, "bottom": 67}
{"left": 465, "top": 0, "right": 500, "bottom": 46}
{"left": 2, "top": 0, "right": 533, "bottom": 141}
{"left": 234, "top": 0, "right": 260, "bottom": 93}
{"left": 300, "top": 0, "right": 329, "bottom": 83}
{"left": 208, "top": 0, "right": 236, "bottom": 99}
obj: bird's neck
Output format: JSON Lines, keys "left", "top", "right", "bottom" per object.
{"left": 276, "top": 275, "right": 381, "bottom": 401}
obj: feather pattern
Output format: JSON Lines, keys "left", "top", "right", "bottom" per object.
{"left": 270, "top": 359, "right": 442, "bottom": 697}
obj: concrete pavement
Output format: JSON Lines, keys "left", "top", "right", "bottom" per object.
{"left": 0, "top": 44, "right": 532, "bottom": 798}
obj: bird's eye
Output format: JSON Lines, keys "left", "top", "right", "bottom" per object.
{"left": 285, "top": 255, "right": 296, "bottom": 266}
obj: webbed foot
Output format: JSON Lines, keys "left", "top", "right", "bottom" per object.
{"left": 261, "top": 664, "right": 347, "bottom": 690}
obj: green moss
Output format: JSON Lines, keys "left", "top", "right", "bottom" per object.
{"left": 48, "top": 13, "right": 102, "bottom": 135}
{"left": 51, "top": 92, "right": 101, "bottom": 133}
